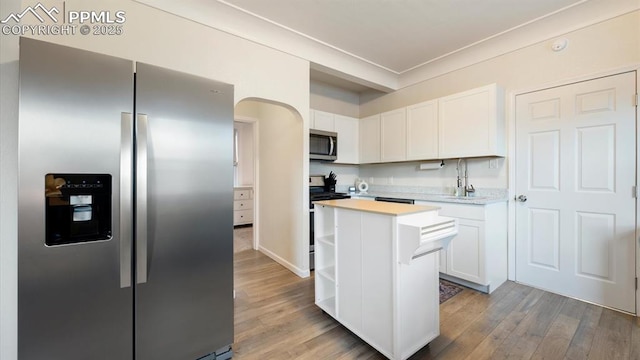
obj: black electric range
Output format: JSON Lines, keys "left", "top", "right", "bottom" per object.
{"left": 309, "top": 191, "right": 351, "bottom": 209}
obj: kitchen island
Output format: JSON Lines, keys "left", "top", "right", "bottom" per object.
{"left": 313, "top": 199, "right": 457, "bottom": 360}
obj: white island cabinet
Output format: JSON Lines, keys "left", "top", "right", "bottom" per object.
{"left": 313, "top": 199, "right": 457, "bottom": 360}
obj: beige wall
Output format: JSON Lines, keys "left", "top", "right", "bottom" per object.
{"left": 310, "top": 80, "right": 360, "bottom": 118}
{"left": 362, "top": 11, "right": 639, "bottom": 116}
{"left": 236, "top": 100, "right": 307, "bottom": 275}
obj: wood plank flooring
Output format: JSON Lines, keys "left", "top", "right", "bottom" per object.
{"left": 232, "top": 228, "right": 639, "bottom": 359}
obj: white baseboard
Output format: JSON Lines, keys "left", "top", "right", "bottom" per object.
{"left": 258, "top": 245, "right": 310, "bottom": 278}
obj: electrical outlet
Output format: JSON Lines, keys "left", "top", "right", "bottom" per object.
{"left": 489, "top": 159, "right": 498, "bottom": 169}
{"left": 389, "top": 176, "right": 394, "bottom": 185}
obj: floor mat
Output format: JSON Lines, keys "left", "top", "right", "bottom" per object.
{"left": 439, "top": 279, "right": 463, "bottom": 304}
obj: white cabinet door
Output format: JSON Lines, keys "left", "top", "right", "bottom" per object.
{"left": 416, "top": 200, "right": 507, "bottom": 293}
{"left": 406, "top": 100, "right": 438, "bottom": 160}
{"left": 334, "top": 114, "right": 359, "bottom": 164}
{"left": 312, "top": 110, "right": 335, "bottom": 132}
{"left": 380, "top": 108, "right": 407, "bottom": 162}
{"left": 446, "top": 218, "right": 484, "bottom": 284}
{"left": 438, "top": 84, "right": 504, "bottom": 158}
{"left": 359, "top": 114, "right": 381, "bottom": 164}
{"left": 336, "top": 209, "right": 363, "bottom": 330}
{"left": 361, "top": 212, "right": 393, "bottom": 353}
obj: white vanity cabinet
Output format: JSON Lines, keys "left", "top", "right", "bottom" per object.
{"left": 416, "top": 200, "right": 507, "bottom": 294}
{"left": 314, "top": 199, "right": 457, "bottom": 360}
{"left": 310, "top": 109, "right": 359, "bottom": 164}
{"left": 438, "top": 84, "right": 505, "bottom": 159}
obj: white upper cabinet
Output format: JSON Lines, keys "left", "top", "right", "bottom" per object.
{"left": 312, "top": 110, "right": 335, "bottom": 132}
{"left": 438, "top": 84, "right": 505, "bottom": 158}
{"left": 380, "top": 108, "right": 407, "bottom": 162}
{"left": 310, "top": 109, "right": 359, "bottom": 164}
{"left": 334, "top": 114, "right": 359, "bottom": 164}
{"left": 406, "top": 99, "right": 438, "bottom": 160}
{"left": 358, "top": 84, "right": 504, "bottom": 164}
{"left": 359, "top": 114, "right": 381, "bottom": 164}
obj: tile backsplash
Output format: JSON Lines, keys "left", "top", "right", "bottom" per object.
{"left": 310, "top": 157, "right": 507, "bottom": 193}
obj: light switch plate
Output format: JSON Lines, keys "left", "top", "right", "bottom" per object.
{"left": 489, "top": 159, "right": 498, "bottom": 169}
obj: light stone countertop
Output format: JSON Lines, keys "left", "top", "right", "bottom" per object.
{"left": 313, "top": 198, "right": 440, "bottom": 216}
{"left": 350, "top": 190, "right": 508, "bottom": 205}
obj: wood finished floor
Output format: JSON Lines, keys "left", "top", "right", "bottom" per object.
{"left": 232, "top": 228, "right": 640, "bottom": 359}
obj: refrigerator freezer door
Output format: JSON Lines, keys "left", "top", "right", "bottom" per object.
{"left": 134, "top": 63, "right": 235, "bottom": 359}
{"left": 18, "top": 38, "right": 134, "bottom": 359}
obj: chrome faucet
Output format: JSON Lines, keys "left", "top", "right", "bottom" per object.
{"left": 455, "top": 159, "right": 464, "bottom": 196}
{"left": 464, "top": 159, "right": 475, "bottom": 196}
{"left": 456, "top": 158, "right": 475, "bottom": 197}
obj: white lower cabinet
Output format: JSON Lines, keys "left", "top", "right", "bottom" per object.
{"left": 417, "top": 200, "right": 507, "bottom": 293}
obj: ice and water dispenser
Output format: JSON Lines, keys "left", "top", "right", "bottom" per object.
{"left": 45, "top": 174, "right": 112, "bottom": 246}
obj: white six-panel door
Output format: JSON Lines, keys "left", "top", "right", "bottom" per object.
{"left": 515, "top": 72, "right": 637, "bottom": 314}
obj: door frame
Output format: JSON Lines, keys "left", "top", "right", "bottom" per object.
{"left": 234, "top": 115, "right": 259, "bottom": 250}
{"left": 507, "top": 65, "right": 640, "bottom": 316}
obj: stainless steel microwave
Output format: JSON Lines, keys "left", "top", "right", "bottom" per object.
{"left": 309, "top": 129, "right": 337, "bottom": 161}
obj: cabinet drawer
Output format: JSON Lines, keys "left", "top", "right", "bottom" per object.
{"left": 234, "top": 200, "right": 253, "bottom": 210}
{"left": 234, "top": 209, "right": 253, "bottom": 224}
{"left": 234, "top": 189, "right": 252, "bottom": 200}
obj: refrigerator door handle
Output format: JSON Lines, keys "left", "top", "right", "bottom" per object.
{"left": 120, "top": 112, "right": 133, "bottom": 288}
{"left": 136, "top": 114, "right": 149, "bottom": 284}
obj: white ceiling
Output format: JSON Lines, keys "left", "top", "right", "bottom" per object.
{"left": 221, "top": 0, "right": 584, "bottom": 74}
{"left": 136, "top": 0, "right": 637, "bottom": 92}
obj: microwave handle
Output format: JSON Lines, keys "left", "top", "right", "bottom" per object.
{"left": 329, "top": 136, "right": 335, "bottom": 156}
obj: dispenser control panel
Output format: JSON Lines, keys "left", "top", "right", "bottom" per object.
{"left": 45, "top": 174, "right": 112, "bottom": 246}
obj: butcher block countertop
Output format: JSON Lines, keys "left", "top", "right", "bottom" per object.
{"left": 313, "top": 198, "right": 440, "bottom": 216}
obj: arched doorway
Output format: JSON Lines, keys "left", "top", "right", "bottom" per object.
{"left": 233, "top": 98, "right": 311, "bottom": 277}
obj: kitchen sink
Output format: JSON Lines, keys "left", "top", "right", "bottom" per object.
{"left": 438, "top": 195, "right": 490, "bottom": 201}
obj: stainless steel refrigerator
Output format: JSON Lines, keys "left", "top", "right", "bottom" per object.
{"left": 18, "top": 38, "right": 234, "bottom": 360}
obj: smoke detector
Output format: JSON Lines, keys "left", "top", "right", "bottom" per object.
{"left": 551, "top": 38, "right": 568, "bottom": 52}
